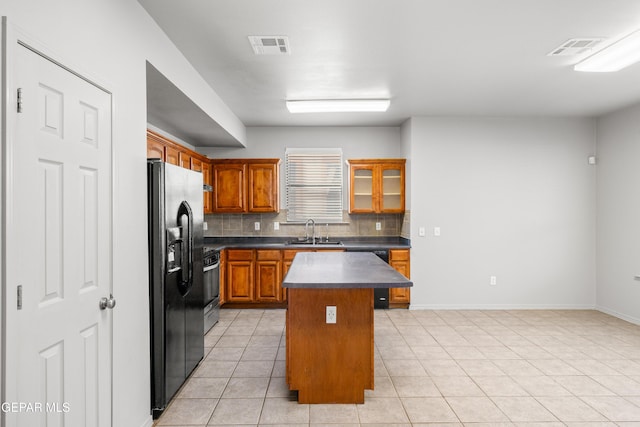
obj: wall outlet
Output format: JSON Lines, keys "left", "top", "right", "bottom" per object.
{"left": 375, "top": 222, "right": 381, "bottom": 231}
{"left": 273, "top": 221, "right": 280, "bottom": 231}
{"left": 254, "top": 222, "right": 260, "bottom": 231}
{"left": 490, "top": 276, "right": 497, "bottom": 286}
{"left": 326, "top": 306, "right": 337, "bottom": 324}
{"left": 203, "top": 222, "right": 208, "bottom": 231}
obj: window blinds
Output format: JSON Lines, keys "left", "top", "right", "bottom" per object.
{"left": 285, "top": 148, "right": 343, "bottom": 223}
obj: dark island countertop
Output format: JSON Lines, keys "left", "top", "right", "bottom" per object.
{"left": 204, "top": 236, "right": 410, "bottom": 251}
{"left": 282, "top": 252, "right": 413, "bottom": 289}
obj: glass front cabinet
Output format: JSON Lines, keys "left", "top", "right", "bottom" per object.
{"left": 347, "top": 159, "right": 406, "bottom": 214}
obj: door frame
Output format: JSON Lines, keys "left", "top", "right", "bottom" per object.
{"left": 1, "top": 17, "right": 116, "bottom": 425}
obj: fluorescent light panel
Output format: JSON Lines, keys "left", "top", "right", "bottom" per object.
{"left": 575, "top": 29, "right": 640, "bottom": 72}
{"left": 286, "top": 99, "right": 390, "bottom": 113}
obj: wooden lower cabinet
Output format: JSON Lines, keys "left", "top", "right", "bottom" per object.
{"left": 282, "top": 249, "right": 313, "bottom": 302}
{"left": 222, "top": 248, "right": 348, "bottom": 307}
{"left": 219, "top": 250, "right": 227, "bottom": 304}
{"left": 286, "top": 287, "right": 373, "bottom": 403}
{"left": 225, "top": 250, "right": 255, "bottom": 303}
{"left": 255, "top": 250, "right": 282, "bottom": 302}
{"left": 389, "top": 249, "right": 411, "bottom": 307}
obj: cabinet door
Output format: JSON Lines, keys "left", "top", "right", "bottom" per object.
{"left": 147, "top": 138, "right": 164, "bottom": 160}
{"left": 213, "top": 163, "right": 246, "bottom": 213}
{"left": 248, "top": 163, "right": 279, "bottom": 212}
{"left": 202, "top": 162, "right": 213, "bottom": 214}
{"left": 256, "top": 250, "right": 282, "bottom": 302}
{"left": 191, "top": 157, "right": 203, "bottom": 172}
{"left": 165, "top": 145, "right": 180, "bottom": 166}
{"left": 349, "top": 163, "right": 376, "bottom": 213}
{"left": 380, "top": 163, "right": 405, "bottom": 213}
{"left": 389, "top": 249, "right": 411, "bottom": 304}
{"left": 179, "top": 151, "right": 192, "bottom": 169}
{"left": 282, "top": 249, "right": 313, "bottom": 302}
{"left": 226, "top": 250, "right": 254, "bottom": 302}
{"left": 219, "top": 251, "right": 226, "bottom": 304}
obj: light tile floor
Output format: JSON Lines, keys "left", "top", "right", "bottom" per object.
{"left": 155, "top": 308, "right": 640, "bottom": 426}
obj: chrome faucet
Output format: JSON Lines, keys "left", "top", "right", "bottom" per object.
{"left": 305, "top": 219, "right": 316, "bottom": 244}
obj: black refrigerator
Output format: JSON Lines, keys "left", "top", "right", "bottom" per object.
{"left": 147, "top": 159, "right": 204, "bottom": 419}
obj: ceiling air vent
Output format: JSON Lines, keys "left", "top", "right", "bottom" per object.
{"left": 248, "top": 36, "right": 290, "bottom": 55}
{"left": 547, "top": 38, "right": 604, "bottom": 56}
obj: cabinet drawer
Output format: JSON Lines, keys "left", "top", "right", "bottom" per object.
{"left": 227, "top": 249, "right": 254, "bottom": 261}
{"left": 257, "top": 249, "right": 282, "bottom": 261}
{"left": 389, "top": 249, "right": 409, "bottom": 261}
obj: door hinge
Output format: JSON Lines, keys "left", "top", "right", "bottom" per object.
{"left": 17, "top": 285, "right": 22, "bottom": 310}
{"left": 17, "top": 88, "right": 23, "bottom": 113}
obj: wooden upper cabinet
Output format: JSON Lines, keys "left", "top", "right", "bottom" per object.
{"left": 248, "top": 162, "right": 279, "bottom": 212}
{"left": 179, "top": 151, "right": 192, "bottom": 169}
{"left": 165, "top": 145, "right": 180, "bottom": 166}
{"left": 211, "top": 159, "right": 280, "bottom": 213}
{"left": 147, "top": 137, "right": 165, "bottom": 160}
{"left": 147, "top": 130, "right": 214, "bottom": 215}
{"left": 348, "top": 159, "right": 405, "bottom": 214}
{"left": 191, "top": 157, "right": 203, "bottom": 172}
{"left": 212, "top": 162, "right": 247, "bottom": 213}
{"left": 202, "top": 162, "right": 213, "bottom": 214}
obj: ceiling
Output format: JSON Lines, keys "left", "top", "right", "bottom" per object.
{"left": 139, "top": 0, "right": 640, "bottom": 130}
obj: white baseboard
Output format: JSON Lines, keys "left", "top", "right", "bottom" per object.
{"left": 139, "top": 416, "right": 153, "bottom": 427}
{"left": 595, "top": 305, "right": 640, "bottom": 326}
{"left": 409, "top": 303, "right": 596, "bottom": 310}
{"left": 408, "top": 303, "right": 640, "bottom": 326}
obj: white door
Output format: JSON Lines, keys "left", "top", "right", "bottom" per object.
{"left": 4, "top": 43, "right": 113, "bottom": 427}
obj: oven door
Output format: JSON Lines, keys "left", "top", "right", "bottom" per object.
{"left": 203, "top": 260, "right": 220, "bottom": 306}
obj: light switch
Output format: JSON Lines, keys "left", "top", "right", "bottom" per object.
{"left": 418, "top": 227, "right": 426, "bottom": 237}
{"left": 434, "top": 227, "right": 441, "bottom": 236}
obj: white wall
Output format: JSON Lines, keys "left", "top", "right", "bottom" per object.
{"left": 1, "top": 1, "right": 245, "bottom": 426}
{"left": 407, "top": 117, "right": 597, "bottom": 309}
{"left": 595, "top": 102, "right": 640, "bottom": 323}
{"left": 400, "top": 118, "right": 412, "bottom": 209}
{"left": 199, "top": 126, "right": 402, "bottom": 207}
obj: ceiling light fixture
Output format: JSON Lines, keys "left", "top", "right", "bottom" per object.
{"left": 574, "top": 29, "right": 640, "bottom": 72}
{"left": 286, "top": 99, "right": 390, "bottom": 113}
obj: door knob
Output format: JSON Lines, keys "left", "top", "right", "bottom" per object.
{"left": 99, "top": 294, "right": 116, "bottom": 310}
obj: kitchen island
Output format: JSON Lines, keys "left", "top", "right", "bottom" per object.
{"left": 282, "top": 252, "right": 413, "bottom": 404}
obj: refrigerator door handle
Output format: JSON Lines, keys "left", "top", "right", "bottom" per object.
{"left": 177, "top": 201, "right": 194, "bottom": 296}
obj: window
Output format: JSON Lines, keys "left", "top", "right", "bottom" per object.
{"left": 285, "top": 148, "right": 343, "bottom": 223}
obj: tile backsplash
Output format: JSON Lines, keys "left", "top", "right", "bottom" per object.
{"left": 204, "top": 210, "right": 409, "bottom": 239}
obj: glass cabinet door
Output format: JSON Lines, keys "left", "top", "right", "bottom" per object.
{"left": 380, "top": 164, "right": 404, "bottom": 212}
{"left": 352, "top": 166, "right": 375, "bottom": 212}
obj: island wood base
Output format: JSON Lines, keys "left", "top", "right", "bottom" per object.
{"left": 286, "top": 288, "right": 374, "bottom": 404}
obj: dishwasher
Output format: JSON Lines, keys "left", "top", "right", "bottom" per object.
{"left": 346, "top": 248, "right": 389, "bottom": 309}
{"left": 203, "top": 247, "right": 220, "bottom": 333}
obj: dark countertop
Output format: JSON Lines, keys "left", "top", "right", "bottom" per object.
{"left": 282, "top": 252, "right": 413, "bottom": 289}
{"left": 203, "top": 236, "right": 410, "bottom": 251}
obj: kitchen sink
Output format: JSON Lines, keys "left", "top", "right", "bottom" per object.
{"left": 286, "top": 239, "right": 343, "bottom": 246}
